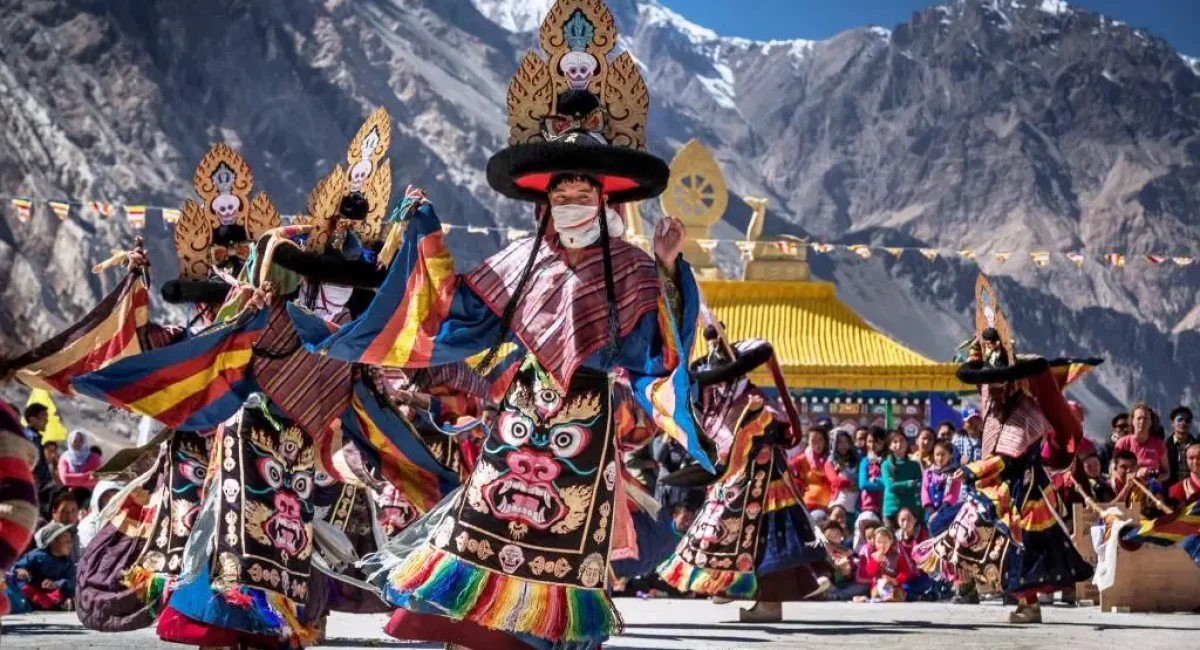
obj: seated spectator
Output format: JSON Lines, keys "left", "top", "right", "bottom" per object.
{"left": 77, "top": 481, "right": 123, "bottom": 548}
{"left": 1079, "top": 453, "right": 1116, "bottom": 503}
{"left": 1167, "top": 407, "right": 1197, "bottom": 485}
{"left": 669, "top": 503, "right": 695, "bottom": 542}
{"left": 827, "top": 504, "right": 850, "bottom": 532}
{"left": 853, "top": 511, "right": 883, "bottom": 552}
{"left": 42, "top": 440, "right": 61, "bottom": 486}
{"left": 57, "top": 430, "right": 102, "bottom": 490}
{"left": 1114, "top": 403, "right": 1170, "bottom": 480}
{"left": 952, "top": 408, "right": 984, "bottom": 466}
{"left": 1168, "top": 443, "right": 1200, "bottom": 507}
{"left": 921, "top": 441, "right": 961, "bottom": 519}
{"left": 882, "top": 432, "right": 923, "bottom": 526}
{"left": 822, "top": 521, "right": 867, "bottom": 601}
{"left": 789, "top": 428, "right": 837, "bottom": 514}
{"left": 1110, "top": 450, "right": 1141, "bottom": 507}
{"left": 935, "top": 421, "right": 956, "bottom": 445}
{"left": 894, "top": 507, "right": 929, "bottom": 557}
{"left": 9, "top": 523, "right": 76, "bottom": 611}
{"left": 859, "top": 527, "right": 914, "bottom": 602}
{"left": 828, "top": 431, "right": 860, "bottom": 519}
{"left": 910, "top": 428, "right": 936, "bottom": 469}
{"left": 853, "top": 427, "right": 870, "bottom": 456}
{"left": 858, "top": 428, "right": 888, "bottom": 516}
{"left": 1099, "top": 412, "right": 1129, "bottom": 470}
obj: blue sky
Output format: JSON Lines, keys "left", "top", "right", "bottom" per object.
{"left": 659, "top": 0, "right": 1200, "bottom": 55}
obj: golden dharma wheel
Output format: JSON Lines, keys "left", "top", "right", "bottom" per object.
{"left": 662, "top": 139, "right": 728, "bottom": 228}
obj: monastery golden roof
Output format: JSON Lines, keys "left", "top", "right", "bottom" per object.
{"left": 696, "top": 280, "right": 969, "bottom": 392}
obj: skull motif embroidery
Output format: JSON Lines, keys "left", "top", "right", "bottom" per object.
{"left": 210, "top": 163, "right": 241, "bottom": 225}
{"left": 498, "top": 544, "right": 526, "bottom": 574}
{"left": 348, "top": 129, "right": 380, "bottom": 192}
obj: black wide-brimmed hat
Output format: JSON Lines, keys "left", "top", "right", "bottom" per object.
{"left": 487, "top": 90, "right": 668, "bottom": 204}
{"left": 956, "top": 354, "right": 1050, "bottom": 386}
{"left": 691, "top": 337, "right": 775, "bottom": 387}
{"left": 487, "top": 139, "right": 669, "bottom": 204}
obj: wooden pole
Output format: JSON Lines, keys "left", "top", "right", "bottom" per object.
{"left": 1129, "top": 478, "right": 1173, "bottom": 516}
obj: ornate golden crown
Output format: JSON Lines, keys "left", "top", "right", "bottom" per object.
{"left": 975, "top": 274, "right": 1014, "bottom": 363}
{"left": 506, "top": 0, "right": 648, "bottom": 150}
{"left": 299, "top": 107, "right": 394, "bottom": 253}
{"left": 173, "top": 144, "right": 281, "bottom": 280}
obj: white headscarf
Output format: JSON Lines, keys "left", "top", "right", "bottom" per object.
{"left": 63, "top": 429, "right": 92, "bottom": 472}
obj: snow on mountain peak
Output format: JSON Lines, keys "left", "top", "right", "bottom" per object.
{"left": 1183, "top": 54, "right": 1200, "bottom": 76}
{"left": 1038, "top": 0, "right": 1069, "bottom": 15}
{"left": 471, "top": 0, "right": 556, "bottom": 33}
{"left": 638, "top": 1, "right": 719, "bottom": 43}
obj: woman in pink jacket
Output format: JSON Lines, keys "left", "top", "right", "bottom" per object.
{"left": 57, "top": 430, "right": 101, "bottom": 489}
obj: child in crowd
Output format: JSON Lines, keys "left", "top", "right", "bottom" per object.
{"left": 859, "top": 527, "right": 914, "bottom": 602}
{"left": 823, "top": 521, "right": 868, "bottom": 601}
{"left": 853, "top": 511, "right": 883, "bottom": 553}
{"left": 858, "top": 428, "right": 889, "bottom": 516}
{"left": 911, "top": 428, "right": 936, "bottom": 469}
{"left": 881, "top": 432, "right": 923, "bottom": 527}
{"left": 828, "top": 430, "right": 861, "bottom": 521}
{"left": 1078, "top": 452, "right": 1116, "bottom": 503}
{"left": 827, "top": 504, "right": 850, "bottom": 533}
{"left": 921, "top": 441, "right": 962, "bottom": 519}
{"left": 1167, "top": 443, "right": 1200, "bottom": 508}
{"left": 1111, "top": 450, "right": 1142, "bottom": 507}
{"left": 9, "top": 523, "right": 76, "bottom": 611}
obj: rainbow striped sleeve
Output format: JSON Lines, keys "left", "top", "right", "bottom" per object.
{"left": 340, "top": 380, "right": 460, "bottom": 513}
{"left": 72, "top": 309, "right": 270, "bottom": 430}
{"left": 290, "top": 202, "right": 500, "bottom": 368}
{"left": 627, "top": 259, "right": 713, "bottom": 473}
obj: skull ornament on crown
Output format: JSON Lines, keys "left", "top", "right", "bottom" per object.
{"left": 210, "top": 164, "right": 241, "bottom": 225}
{"left": 349, "top": 128, "right": 381, "bottom": 192}
{"left": 172, "top": 144, "right": 281, "bottom": 281}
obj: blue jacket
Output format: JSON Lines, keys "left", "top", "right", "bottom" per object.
{"left": 11, "top": 548, "right": 75, "bottom": 596}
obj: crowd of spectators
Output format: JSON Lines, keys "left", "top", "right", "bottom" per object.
{"left": 619, "top": 398, "right": 1199, "bottom": 605}
{"left": 4, "top": 405, "right": 107, "bottom": 613}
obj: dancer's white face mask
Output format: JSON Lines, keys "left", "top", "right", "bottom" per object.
{"left": 550, "top": 204, "right": 625, "bottom": 249}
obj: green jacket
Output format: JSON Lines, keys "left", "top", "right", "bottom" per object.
{"left": 881, "top": 456, "right": 923, "bottom": 518}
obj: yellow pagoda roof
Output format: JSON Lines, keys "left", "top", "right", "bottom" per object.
{"left": 696, "top": 280, "right": 969, "bottom": 392}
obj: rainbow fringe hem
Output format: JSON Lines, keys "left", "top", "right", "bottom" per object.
{"left": 657, "top": 553, "right": 757, "bottom": 599}
{"left": 122, "top": 566, "right": 174, "bottom": 617}
{"left": 385, "top": 543, "right": 620, "bottom": 644}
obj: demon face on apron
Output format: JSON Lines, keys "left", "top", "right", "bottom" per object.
{"left": 139, "top": 431, "right": 213, "bottom": 574}
{"left": 211, "top": 408, "right": 316, "bottom": 605}
{"left": 438, "top": 365, "right": 617, "bottom": 589}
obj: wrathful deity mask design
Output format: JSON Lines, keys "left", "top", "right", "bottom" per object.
{"left": 450, "top": 364, "right": 617, "bottom": 589}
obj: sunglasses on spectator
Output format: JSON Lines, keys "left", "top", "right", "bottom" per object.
{"left": 1175, "top": 416, "right": 1192, "bottom": 425}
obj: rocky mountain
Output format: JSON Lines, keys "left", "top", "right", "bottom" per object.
{"left": 2, "top": 0, "right": 1199, "bottom": 439}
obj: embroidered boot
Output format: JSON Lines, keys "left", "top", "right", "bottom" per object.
{"left": 738, "top": 600, "right": 782, "bottom": 623}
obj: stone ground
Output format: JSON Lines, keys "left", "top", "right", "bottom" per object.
{"left": 2, "top": 599, "right": 1198, "bottom": 650}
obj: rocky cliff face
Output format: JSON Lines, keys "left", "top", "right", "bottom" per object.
{"left": 2, "top": 0, "right": 1198, "bottom": 438}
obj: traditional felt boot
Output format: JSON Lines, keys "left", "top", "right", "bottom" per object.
{"left": 738, "top": 600, "right": 782, "bottom": 623}
{"left": 1007, "top": 602, "right": 1042, "bottom": 624}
